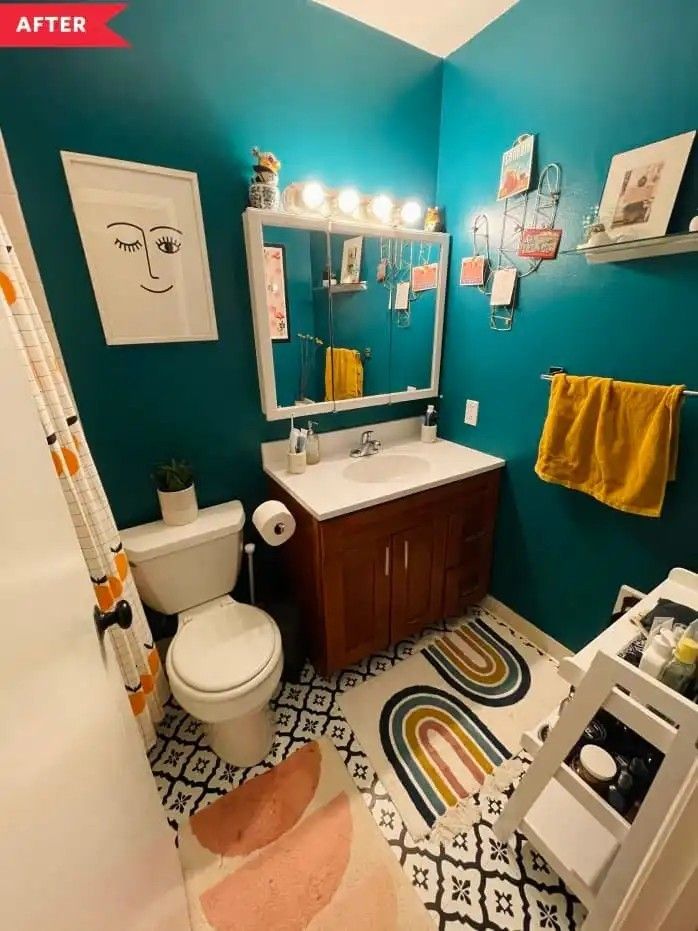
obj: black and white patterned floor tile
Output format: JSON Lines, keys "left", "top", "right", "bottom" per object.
{"left": 149, "top": 605, "right": 586, "bottom": 931}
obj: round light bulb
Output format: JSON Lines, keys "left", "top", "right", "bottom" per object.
{"left": 337, "top": 188, "right": 360, "bottom": 215}
{"left": 370, "top": 194, "right": 394, "bottom": 224}
{"left": 302, "top": 182, "right": 326, "bottom": 210}
{"left": 400, "top": 200, "right": 423, "bottom": 226}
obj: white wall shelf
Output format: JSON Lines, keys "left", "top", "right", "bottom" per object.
{"left": 315, "top": 281, "right": 368, "bottom": 294}
{"left": 566, "top": 231, "right": 698, "bottom": 264}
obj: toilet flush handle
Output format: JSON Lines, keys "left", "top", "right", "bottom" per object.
{"left": 94, "top": 599, "right": 133, "bottom": 635}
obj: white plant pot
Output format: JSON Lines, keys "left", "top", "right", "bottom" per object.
{"left": 158, "top": 484, "right": 198, "bottom": 526}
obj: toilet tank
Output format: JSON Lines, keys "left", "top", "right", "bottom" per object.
{"left": 120, "top": 501, "right": 245, "bottom": 616}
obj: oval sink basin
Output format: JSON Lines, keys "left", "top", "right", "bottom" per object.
{"left": 343, "top": 453, "right": 430, "bottom": 484}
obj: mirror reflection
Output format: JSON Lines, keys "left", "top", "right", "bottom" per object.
{"left": 258, "top": 219, "right": 444, "bottom": 416}
{"left": 263, "top": 225, "right": 330, "bottom": 408}
{"left": 389, "top": 238, "right": 440, "bottom": 395}
{"left": 328, "top": 233, "right": 391, "bottom": 401}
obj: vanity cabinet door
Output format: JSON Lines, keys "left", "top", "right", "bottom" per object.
{"left": 323, "top": 531, "right": 392, "bottom": 670}
{"left": 390, "top": 517, "right": 447, "bottom": 642}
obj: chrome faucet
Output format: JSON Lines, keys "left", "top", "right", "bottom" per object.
{"left": 350, "top": 429, "right": 382, "bottom": 458}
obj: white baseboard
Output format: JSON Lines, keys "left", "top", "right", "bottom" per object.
{"left": 481, "top": 595, "right": 573, "bottom": 662}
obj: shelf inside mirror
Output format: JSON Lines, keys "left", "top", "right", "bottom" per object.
{"left": 562, "top": 231, "right": 698, "bottom": 264}
{"left": 315, "top": 281, "right": 368, "bottom": 293}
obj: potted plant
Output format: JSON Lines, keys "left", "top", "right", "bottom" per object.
{"left": 152, "top": 459, "right": 198, "bottom": 526}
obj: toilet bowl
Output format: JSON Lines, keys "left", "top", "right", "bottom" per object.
{"left": 121, "top": 501, "right": 284, "bottom": 766}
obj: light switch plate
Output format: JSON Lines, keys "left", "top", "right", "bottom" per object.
{"left": 464, "top": 399, "right": 479, "bottom": 426}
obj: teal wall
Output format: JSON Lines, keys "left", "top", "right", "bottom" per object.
{"left": 0, "top": 0, "right": 442, "bottom": 527}
{"left": 437, "top": 0, "right": 698, "bottom": 649}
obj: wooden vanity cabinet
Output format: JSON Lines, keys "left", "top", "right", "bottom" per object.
{"left": 269, "top": 470, "right": 500, "bottom": 674}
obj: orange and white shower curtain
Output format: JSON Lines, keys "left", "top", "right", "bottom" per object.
{"left": 0, "top": 213, "right": 168, "bottom": 749}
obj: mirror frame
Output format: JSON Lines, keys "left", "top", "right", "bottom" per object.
{"left": 243, "top": 207, "right": 450, "bottom": 421}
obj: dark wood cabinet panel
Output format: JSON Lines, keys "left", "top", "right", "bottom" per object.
{"left": 270, "top": 469, "right": 500, "bottom": 674}
{"left": 323, "top": 531, "right": 392, "bottom": 670}
{"left": 390, "top": 518, "right": 446, "bottom": 641}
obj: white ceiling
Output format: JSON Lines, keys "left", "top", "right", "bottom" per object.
{"left": 312, "top": 0, "right": 517, "bottom": 58}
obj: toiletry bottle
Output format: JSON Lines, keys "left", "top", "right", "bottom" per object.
{"left": 659, "top": 636, "right": 698, "bottom": 694}
{"left": 638, "top": 629, "right": 675, "bottom": 679}
{"left": 306, "top": 421, "right": 321, "bottom": 465}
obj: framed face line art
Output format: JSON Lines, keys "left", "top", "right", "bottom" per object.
{"left": 62, "top": 151, "right": 217, "bottom": 345}
{"left": 107, "top": 220, "right": 182, "bottom": 293}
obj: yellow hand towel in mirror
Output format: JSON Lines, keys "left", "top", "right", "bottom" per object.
{"left": 535, "top": 375, "right": 684, "bottom": 517}
{"left": 325, "top": 347, "right": 364, "bottom": 401}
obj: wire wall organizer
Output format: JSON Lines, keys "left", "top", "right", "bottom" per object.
{"left": 471, "top": 213, "right": 493, "bottom": 295}
{"left": 473, "top": 135, "right": 563, "bottom": 332}
{"left": 378, "top": 237, "right": 436, "bottom": 328}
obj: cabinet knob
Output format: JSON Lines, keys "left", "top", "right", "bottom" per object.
{"left": 94, "top": 599, "right": 133, "bottom": 635}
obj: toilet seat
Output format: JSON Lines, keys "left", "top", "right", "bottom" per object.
{"left": 170, "top": 601, "right": 279, "bottom": 694}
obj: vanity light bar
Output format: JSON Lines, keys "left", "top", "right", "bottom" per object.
{"left": 281, "top": 182, "right": 424, "bottom": 229}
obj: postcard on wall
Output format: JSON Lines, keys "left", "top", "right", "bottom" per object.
{"left": 411, "top": 262, "right": 438, "bottom": 292}
{"left": 263, "top": 244, "right": 290, "bottom": 341}
{"left": 490, "top": 267, "right": 518, "bottom": 307}
{"left": 460, "top": 256, "right": 487, "bottom": 286}
{"left": 518, "top": 228, "right": 563, "bottom": 259}
{"left": 497, "top": 134, "right": 535, "bottom": 201}
{"left": 394, "top": 280, "right": 410, "bottom": 310}
{"left": 61, "top": 151, "right": 217, "bottom": 345}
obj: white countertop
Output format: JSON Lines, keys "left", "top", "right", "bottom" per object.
{"left": 261, "top": 417, "right": 505, "bottom": 520}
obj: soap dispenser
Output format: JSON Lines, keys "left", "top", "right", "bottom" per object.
{"left": 306, "top": 421, "right": 321, "bottom": 465}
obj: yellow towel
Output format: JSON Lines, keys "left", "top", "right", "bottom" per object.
{"left": 325, "top": 347, "right": 364, "bottom": 401}
{"left": 535, "top": 375, "right": 684, "bottom": 518}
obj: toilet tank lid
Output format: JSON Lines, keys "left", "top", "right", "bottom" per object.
{"left": 120, "top": 501, "right": 245, "bottom": 562}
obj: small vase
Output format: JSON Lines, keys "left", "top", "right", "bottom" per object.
{"left": 249, "top": 182, "right": 280, "bottom": 210}
{"left": 158, "top": 484, "right": 198, "bottom": 526}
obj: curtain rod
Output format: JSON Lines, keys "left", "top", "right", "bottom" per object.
{"left": 540, "top": 372, "right": 697, "bottom": 398}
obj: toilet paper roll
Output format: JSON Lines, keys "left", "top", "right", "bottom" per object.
{"left": 252, "top": 500, "right": 296, "bottom": 546}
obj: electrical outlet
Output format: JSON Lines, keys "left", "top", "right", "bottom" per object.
{"left": 464, "top": 399, "right": 479, "bottom": 426}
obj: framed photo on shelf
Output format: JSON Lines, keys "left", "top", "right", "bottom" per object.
{"left": 340, "top": 236, "right": 363, "bottom": 284}
{"left": 497, "top": 134, "right": 535, "bottom": 201}
{"left": 263, "top": 243, "right": 290, "bottom": 341}
{"left": 460, "top": 256, "right": 487, "bottom": 286}
{"left": 597, "top": 131, "right": 696, "bottom": 241}
{"left": 519, "top": 228, "right": 562, "bottom": 259}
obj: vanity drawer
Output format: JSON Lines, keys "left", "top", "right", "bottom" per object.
{"left": 444, "top": 474, "right": 499, "bottom": 569}
{"left": 443, "top": 535, "right": 493, "bottom": 616}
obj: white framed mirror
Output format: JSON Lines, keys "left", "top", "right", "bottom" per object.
{"left": 243, "top": 208, "right": 449, "bottom": 421}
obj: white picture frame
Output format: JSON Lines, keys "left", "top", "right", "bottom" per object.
{"left": 597, "top": 131, "right": 696, "bottom": 241}
{"left": 61, "top": 152, "right": 217, "bottom": 345}
{"left": 340, "top": 235, "right": 363, "bottom": 284}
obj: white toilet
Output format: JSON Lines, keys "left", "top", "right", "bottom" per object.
{"left": 121, "top": 501, "right": 283, "bottom": 767}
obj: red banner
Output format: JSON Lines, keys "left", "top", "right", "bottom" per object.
{"left": 0, "top": 3, "right": 128, "bottom": 47}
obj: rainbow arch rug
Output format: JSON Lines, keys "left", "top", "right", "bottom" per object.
{"left": 340, "top": 609, "right": 568, "bottom": 841}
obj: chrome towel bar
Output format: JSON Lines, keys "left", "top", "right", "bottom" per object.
{"left": 540, "top": 370, "right": 697, "bottom": 398}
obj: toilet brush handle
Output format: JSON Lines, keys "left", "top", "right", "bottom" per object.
{"left": 244, "top": 543, "right": 256, "bottom": 606}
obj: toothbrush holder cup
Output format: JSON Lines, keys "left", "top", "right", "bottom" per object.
{"left": 287, "top": 451, "right": 307, "bottom": 474}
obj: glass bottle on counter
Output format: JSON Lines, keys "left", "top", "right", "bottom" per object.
{"left": 306, "top": 421, "right": 321, "bottom": 465}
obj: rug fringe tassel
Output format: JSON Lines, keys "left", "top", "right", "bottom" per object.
{"left": 428, "top": 757, "right": 527, "bottom": 845}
